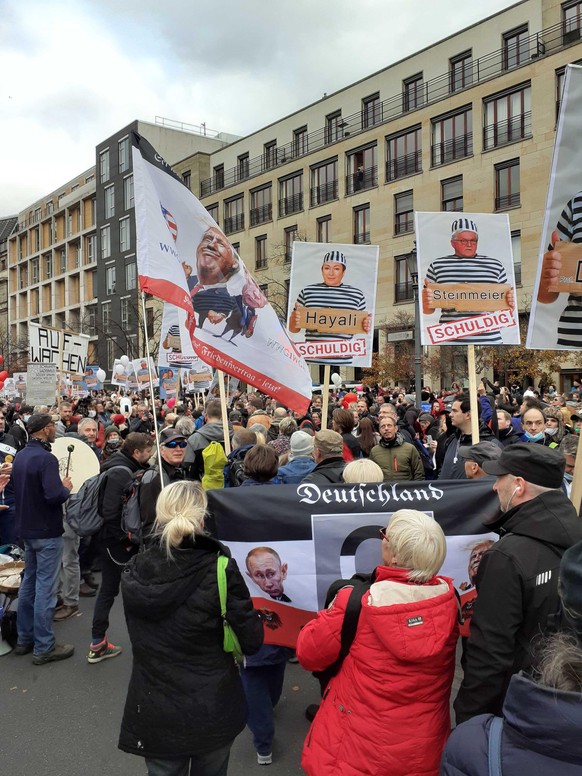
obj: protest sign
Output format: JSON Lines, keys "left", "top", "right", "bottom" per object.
{"left": 81, "top": 365, "right": 102, "bottom": 392}
{"left": 131, "top": 357, "right": 159, "bottom": 389}
{"left": 28, "top": 323, "right": 89, "bottom": 374}
{"left": 159, "top": 367, "right": 179, "bottom": 400}
{"left": 26, "top": 363, "right": 57, "bottom": 405}
{"left": 158, "top": 303, "right": 200, "bottom": 369}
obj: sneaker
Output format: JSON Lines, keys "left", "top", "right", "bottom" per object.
{"left": 53, "top": 605, "right": 79, "bottom": 622}
{"left": 257, "top": 753, "right": 272, "bottom": 766}
{"left": 87, "top": 640, "right": 123, "bottom": 664}
{"left": 13, "top": 642, "right": 33, "bottom": 656}
{"left": 32, "top": 643, "right": 74, "bottom": 665}
{"left": 79, "top": 582, "right": 97, "bottom": 597}
{"left": 82, "top": 573, "right": 99, "bottom": 590}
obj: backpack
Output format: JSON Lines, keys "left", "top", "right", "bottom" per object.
{"left": 202, "top": 441, "right": 227, "bottom": 490}
{"left": 65, "top": 464, "right": 131, "bottom": 537}
{"left": 120, "top": 467, "right": 165, "bottom": 546}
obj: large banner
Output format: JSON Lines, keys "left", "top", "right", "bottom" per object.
{"left": 28, "top": 323, "right": 90, "bottom": 375}
{"left": 207, "top": 479, "right": 499, "bottom": 647}
{"left": 286, "top": 242, "right": 378, "bottom": 366}
{"left": 415, "top": 213, "right": 519, "bottom": 346}
{"left": 131, "top": 132, "right": 312, "bottom": 412}
{"left": 527, "top": 64, "right": 582, "bottom": 349}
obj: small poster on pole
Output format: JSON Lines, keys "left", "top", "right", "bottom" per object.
{"left": 26, "top": 363, "right": 57, "bottom": 405}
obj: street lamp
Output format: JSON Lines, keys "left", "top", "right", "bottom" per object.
{"left": 406, "top": 244, "right": 423, "bottom": 410}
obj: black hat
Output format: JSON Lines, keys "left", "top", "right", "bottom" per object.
{"left": 559, "top": 540, "right": 582, "bottom": 640}
{"left": 27, "top": 414, "right": 54, "bottom": 434}
{"left": 482, "top": 443, "right": 565, "bottom": 488}
{"left": 159, "top": 427, "right": 187, "bottom": 445}
{"left": 457, "top": 441, "right": 502, "bottom": 467}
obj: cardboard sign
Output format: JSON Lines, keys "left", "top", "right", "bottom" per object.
{"left": 189, "top": 370, "right": 213, "bottom": 384}
{"left": 427, "top": 283, "right": 511, "bottom": 312}
{"left": 28, "top": 323, "right": 89, "bottom": 375}
{"left": 546, "top": 241, "right": 582, "bottom": 293}
{"left": 295, "top": 306, "right": 369, "bottom": 335}
{"left": 26, "top": 363, "right": 57, "bottom": 405}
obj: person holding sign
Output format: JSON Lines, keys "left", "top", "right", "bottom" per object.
{"left": 422, "top": 218, "right": 515, "bottom": 344}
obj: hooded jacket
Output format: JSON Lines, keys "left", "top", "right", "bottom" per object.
{"left": 184, "top": 421, "right": 230, "bottom": 481}
{"left": 439, "top": 423, "right": 499, "bottom": 479}
{"left": 369, "top": 432, "right": 425, "bottom": 481}
{"left": 297, "top": 566, "right": 459, "bottom": 776}
{"left": 442, "top": 672, "right": 582, "bottom": 776}
{"left": 118, "top": 535, "right": 263, "bottom": 759}
{"left": 454, "top": 489, "right": 582, "bottom": 723}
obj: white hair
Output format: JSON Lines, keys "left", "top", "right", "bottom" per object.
{"left": 386, "top": 509, "right": 447, "bottom": 583}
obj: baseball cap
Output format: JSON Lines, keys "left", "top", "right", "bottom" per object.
{"left": 451, "top": 217, "right": 478, "bottom": 235}
{"left": 314, "top": 429, "right": 344, "bottom": 457}
{"left": 289, "top": 431, "right": 314, "bottom": 460}
{"left": 457, "top": 441, "right": 502, "bottom": 467}
{"left": 322, "top": 250, "right": 346, "bottom": 267}
{"left": 482, "top": 443, "right": 565, "bottom": 488}
{"left": 27, "top": 414, "right": 54, "bottom": 434}
{"left": 160, "top": 427, "right": 187, "bottom": 445}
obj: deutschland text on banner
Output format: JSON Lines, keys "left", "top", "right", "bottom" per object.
{"left": 131, "top": 132, "right": 313, "bottom": 413}
{"left": 415, "top": 212, "right": 519, "bottom": 347}
{"left": 207, "top": 479, "right": 499, "bottom": 647}
{"left": 527, "top": 65, "right": 582, "bottom": 350}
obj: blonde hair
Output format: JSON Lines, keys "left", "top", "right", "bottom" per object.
{"left": 342, "top": 459, "right": 384, "bottom": 483}
{"left": 154, "top": 481, "right": 208, "bottom": 557}
{"left": 386, "top": 509, "right": 447, "bottom": 583}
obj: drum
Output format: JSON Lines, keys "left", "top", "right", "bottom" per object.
{"left": 51, "top": 437, "right": 100, "bottom": 494}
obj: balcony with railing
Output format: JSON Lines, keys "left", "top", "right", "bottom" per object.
{"left": 199, "top": 21, "right": 579, "bottom": 198}
{"left": 278, "top": 193, "right": 303, "bottom": 218}
{"left": 495, "top": 192, "right": 521, "bottom": 210}
{"left": 310, "top": 181, "right": 338, "bottom": 207}
{"left": 394, "top": 282, "right": 414, "bottom": 303}
{"left": 431, "top": 133, "right": 473, "bottom": 167}
{"left": 345, "top": 166, "right": 377, "bottom": 195}
{"left": 224, "top": 213, "right": 245, "bottom": 235}
{"left": 386, "top": 150, "right": 422, "bottom": 181}
{"left": 353, "top": 231, "right": 370, "bottom": 245}
{"left": 483, "top": 111, "right": 532, "bottom": 150}
{"left": 249, "top": 204, "right": 272, "bottom": 227}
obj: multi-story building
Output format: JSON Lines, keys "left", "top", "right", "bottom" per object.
{"left": 0, "top": 216, "right": 17, "bottom": 363}
{"left": 190, "top": 0, "right": 582, "bottom": 387}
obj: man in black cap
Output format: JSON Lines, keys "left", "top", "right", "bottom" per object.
{"left": 455, "top": 443, "right": 582, "bottom": 722}
{"left": 457, "top": 440, "right": 502, "bottom": 480}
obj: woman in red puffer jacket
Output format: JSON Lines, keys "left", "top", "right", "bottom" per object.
{"left": 297, "top": 509, "right": 459, "bottom": 776}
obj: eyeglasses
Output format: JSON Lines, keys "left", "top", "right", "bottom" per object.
{"left": 164, "top": 440, "right": 187, "bottom": 449}
{"left": 453, "top": 239, "right": 478, "bottom": 246}
{"left": 379, "top": 527, "right": 389, "bottom": 541}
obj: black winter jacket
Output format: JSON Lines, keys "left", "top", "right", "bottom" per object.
{"left": 118, "top": 535, "right": 263, "bottom": 759}
{"left": 454, "top": 489, "right": 582, "bottom": 723}
{"left": 98, "top": 450, "right": 146, "bottom": 547}
{"left": 300, "top": 456, "right": 346, "bottom": 484}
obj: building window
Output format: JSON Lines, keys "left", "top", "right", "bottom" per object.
{"left": 317, "top": 215, "right": 331, "bottom": 243}
{"left": 255, "top": 235, "right": 267, "bottom": 270}
{"left": 394, "top": 191, "right": 414, "bottom": 235}
{"left": 60, "top": 248, "right": 67, "bottom": 274}
{"left": 91, "top": 197, "right": 96, "bottom": 224}
{"left": 511, "top": 230, "right": 522, "bottom": 286}
{"left": 362, "top": 93, "right": 381, "bottom": 128}
{"left": 441, "top": 176, "right": 463, "bottom": 211}
{"left": 213, "top": 164, "right": 224, "bottom": 190}
{"left": 483, "top": 84, "right": 531, "bottom": 150}
{"left": 563, "top": 1, "right": 582, "bottom": 42}
{"left": 279, "top": 174, "right": 303, "bottom": 217}
{"left": 495, "top": 159, "right": 520, "bottom": 210}
{"left": 431, "top": 108, "right": 472, "bottom": 166}
{"left": 123, "top": 175, "right": 134, "bottom": 210}
{"left": 293, "top": 126, "right": 308, "bottom": 157}
{"left": 394, "top": 255, "right": 413, "bottom": 302}
{"left": 450, "top": 51, "right": 472, "bottom": 93}
{"left": 264, "top": 141, "right": 277, "bottom": 170}
{"left": 284, "top": 225, "right": 297, "bottom": 263}
{"left": 118, "top": 136, "right": 130, "bottom": 174}
{"left": 503, "top": 25, "right": 529, "bottom": 70}
{"left": 325, "top": 111, "right": 343, "bottom": 144}
{"left": 206, "top": 203, "right": 219, "bottom": 224}
{"left": 102, "top": 302, "right": 111, "bottom": 335}
{"left": 44, "top": 254, "right": 53, "bottom": 279}
{"left": 87, "top": 235, "right": 96, "bottom": 263}
{"left": 386, "top": 126, "right": 422, "bottom": 181}
{"left": 403, "top": 73, "right": 423, "bottom": 111}
{"left": 250, "top": 185, "right": 272, "bottom": 227}
{"left": 310, "top": 159, "right": 338, "bottom": 206}
{"left": 224, "top": 196, "right": 244, "bottom": 234}
{"left": 104, "top": 185, "right": 115, "bottom": 218}
{"left": 86, "top": 306, "right": 97, "bottom": 336}
{"left": 182, "top": 170, "right": 191, "bottom": 190}
{"left": 353, "top": 204, "right": 370, "bottom": 244}
{"left": 120, "top": 297, "right": 130, "bottom": 329}
{"left": 125, "top": 261, "right": 137, "bottom": 290}
{"left": 106, "top": 265, "right": 116, "bottom": 295}
{"left": 46, "top": 201, "right": 54, "bottom": 215}
{"left": 346, "top": 144, "right": 377, "bottom": 195}
{"left": 556, "top": 67, "right": 566, "bottom": 120}
{"left": 31, "top": 258, "right": 39, "bottom": 284}
{"left": 237, "top": 153, "right": 249, "bottom": 181}
{"left": 100, "top": 225, "right": 111, "bottom": 259}
{"left": 119, "top": 217, "right": 131, "bottom": 252}
{"left": 231, "top": 242, "right": 240, "bottom": 255}
{"left": 259, "top": 283, "right": 268, "bottom": 299}
{"left": 99, "top": 149, "right": 110, "bottom": 183}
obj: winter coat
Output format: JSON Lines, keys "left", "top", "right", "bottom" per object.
{"left": 301, "top": 456, "right": 346, "bottom": 485}
{"left": 438, "top": 424, "right": 500, "bottom": 479}
{"left": 454, "top": 489, "right": 582, "bottom": 723}
{"left": 138, "top": 460, "right": 185, "bottom": 536}
{"left": 442, "top": 672, "right": 582, "bottom": 776}
{"left": 118, "top": 534, "right": 263, "bottom": 759}
{"left": 98, "top": 450, "right": 146, "bottom": 547}
{"left": 369, "top": 433, "right": 425, "bottom": 481}
{"left": 342, "top": 433, "right": 361, "bottom": 459}
{"left": 278, "top": 456, "right": 316, "bottom": 484}
{"left": 184, "top": 421, "right": 230, "bottom": 480}
{"left": 298, "top": 566, "right": 459, "bottom": 776}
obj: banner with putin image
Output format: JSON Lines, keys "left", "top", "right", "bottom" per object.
{"left": 286, "top": 242, "right": 379, "bottom": 367}
{"left": 415, "top": 212, "right": 519, "bottom": 347}
{"left": 527, "top": 65, "right": 582, "bottom": 350}
{"left": 207, "top": 479, "right": 499, "bottom": 647}
{"left": 131, "top": 132, "right": 313, "bottom": 412}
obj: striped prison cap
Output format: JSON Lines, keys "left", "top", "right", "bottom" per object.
{"left": 323, "top": 250, "right": 347, "bottom": 266}
{"left": 451, "top": 218, "right": 478, "bottom": 236}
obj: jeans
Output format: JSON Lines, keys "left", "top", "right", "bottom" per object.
{"left": 17, "top": 536, "right": 64, "bottom": 655}
{"left": 91, "top": 542, "right": 135, "bottom": 642}
{"left": 145, "top": 743, "right": 231, "bottom": 776}
{"left": 240, "top": 662, "right": 286, "bottom": 756}
{"left": 60, "top": 520, "right": 80, "bottom": 606}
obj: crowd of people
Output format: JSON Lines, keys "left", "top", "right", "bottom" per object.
{"left": 1, "top": 374, "right": 582, "bottom": 775}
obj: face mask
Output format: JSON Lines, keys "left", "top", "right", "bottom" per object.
{"left": 23, "top": 415, "right": 30, "bottom": 423}
{"left": 88, "top": 410, "right": 97, "bottom": 418}
{"left": 564, "top": 472, "right": 574, "bottom": 482}
{"left": 545, "top": 426, "right": 558, "bottom": 436}
{"left": 524, "top": 431, "right": 544, "bottom": 442}
{"left": 106, "top": 438, "right": 121, "bottom": 449}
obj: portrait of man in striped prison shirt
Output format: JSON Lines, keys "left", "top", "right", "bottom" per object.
{"left": 422, "top": 218, "right": 515, "bottom": 345}
{"left": 537, "top": 192, "right": 582, "bottom": 347}
{"left": 288, "top": 250, "right": 371, "bottom": 362}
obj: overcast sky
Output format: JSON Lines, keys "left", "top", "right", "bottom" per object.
{"left": 1, "top": 0, "right": 517, "bottom": 215}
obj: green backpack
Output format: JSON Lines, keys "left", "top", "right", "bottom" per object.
{"left": 217, "top": 554, "right": 243, "bottom": 664}
{"left": 202, "top": 441, "right": 227, "bottom": 490}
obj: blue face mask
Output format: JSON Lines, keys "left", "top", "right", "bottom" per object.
{"left": 524, "top": 431, "right": 544, "bottom": 442}
{"left": 564, "top": 472, "right": 574, "bottom": 482}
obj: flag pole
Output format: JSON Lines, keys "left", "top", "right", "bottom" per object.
{"left": 321, "top": 364, "right": 330, "bottom": 431}
{"left": 217, "top": 369, "right": 231, "bottom": 455}
{"left": 467, "top": 345, "right": 480, "bottom": 444}
{"left": 141, "top": 291, "right": 165, "bottom": 483}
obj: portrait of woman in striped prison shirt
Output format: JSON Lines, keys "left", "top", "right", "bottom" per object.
{"left": 422, "top": 218, "right": 515, "bottom": 345}
{"left": 537, "top": 192, "right": 582, "bottom": 347}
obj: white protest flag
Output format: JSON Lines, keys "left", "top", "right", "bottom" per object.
{"left": 131, "top": 132, "right": 312, "bottom": 412}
